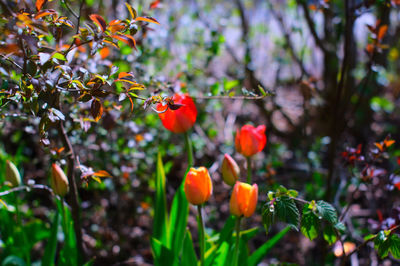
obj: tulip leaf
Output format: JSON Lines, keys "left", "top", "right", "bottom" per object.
{"left": 151, "top": 238, "right": 176, "bottom": 266}
{"left": 153, "top": 152, "right": 168, "bottom": 244}
{"left": 168, "top": 182, "right": 189, "bottom": 256}
{"left": 247, "top": 226, "right": 290, "bottom": 266}
{"left": 181, "top": 230, "right": 197, "bottom": 265}
{"left": 42, "top": 211, "right": 59, "bottom": 266}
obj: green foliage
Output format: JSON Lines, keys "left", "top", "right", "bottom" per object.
{"left": 300, "top": 204, "right": 319, "bottom": 241}
{"left": 373, "top": 231, "right": 400, "bottom": 259}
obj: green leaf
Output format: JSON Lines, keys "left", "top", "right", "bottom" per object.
{"left": 316, "top": 200, "right": 338, "bottom": 225}
{"left": 2, "top": 256, "right": 26, "bottom": 266}
{"left": 52, "top": 52, "right": 67, "bottom": 61}
{"left": 205, "top": 216, "right": 235, "bottom": 266}
{"left": 262, "top": 203, "right": 276, "bottom": 232}
{"left": 247, "top": 226, "right": 290, "bottom": 266}
{"left": 42, "top": 212, "right": 59, "bottom": 266}
{"left": 389, "top": 234, "right": 400, "bottom": 259}
{"left": 151, "top": 238, "right": 176, "bottom": 266}
{"left": 168, "top": 182, "right": 189, "bottom": 257}
{"left": 276, "top": 196, "right": 300, "bottom": 230}
{"left": 300, "top": 206, "right": 319, "bottom": 241}
{"left": 322, "top": 224, "right": 337, "bottom": 245}
{"left": 240, "top": 227, "right": 260, "bottom": 241}
{"left": 153, "top": 152, "right": 168, "bottom": 244}
{"left": 181, "top": 230, "right": 197, "bottom": 265}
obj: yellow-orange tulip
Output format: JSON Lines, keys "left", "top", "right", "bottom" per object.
{"left": 184, "top": 167, "right": 212, "bottom": 205}
{"left": 51, "top": 163, "right": 69, "bottom": 197}
{"left": 230, "top": 181, "right": 258, "bottom": 217}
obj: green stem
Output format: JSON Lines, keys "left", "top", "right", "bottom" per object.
{"left": 13, "top": 193, "right": 31, "bottom": 265}
{"left": 233, "top": 217, "right": 241, "bottom": 266}
{"left": 184, "top": 132, "right": 194, "bottom": 168}
{"left": 60, "top": 198, "right": 69, "bottom": 241}
{"left": 246, "top": 157, "right": 252, "bottom": 184}
{"left": 197, "top": 205, "right": 205, "bottom": 266}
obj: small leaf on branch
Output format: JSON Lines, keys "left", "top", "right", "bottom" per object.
{"left": 89, "top": 14, "right": 107, "bottom": 32}
{"left": 36, "top": 0, "right": 47, "bottom": 11}
{"left": 91, "top": 99, "right": 103, "bottom": 122}
{"left": 135, "top": 16, "right": 160, "bottom": 25}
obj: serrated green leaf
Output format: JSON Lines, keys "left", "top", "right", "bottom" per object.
{"left": 287, "top": 189, "right": 298, "bottom": 197}
{"left": 301, "top": 206, "right": 319, "bottom": 241}
{"left": 262, "top": 203, "right": 276, "bottom": 232}
{"left": 334, "top": 222, "right": 346, "bottom": 233}
{"left": 316, "top": 200, "right": 338, "bottom": 225}
{"left": 389, "top": 234, "right": 400, "bottom": 259}
{"left": 276, "top": 196, "right": 300, "bottom": 230}
{"left": 323, "top": 224, "right": 337, "bottom": 245}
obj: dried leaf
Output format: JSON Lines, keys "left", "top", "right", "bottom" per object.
{"left": 125, "top": 2, "right": 137, "bottom": 19}
{"left": 135, "top": 16, "right": 160, "bottom": 25}
{"left": 91, "top": 99, "right": 103, "bottom": 122}
{"left": 36, "top": 0, "right": 47, "bottom": 11}
{"left": 112, "top": 34, "right": 136, "bottom": 49}
{"left": 34, "top": 9, "right": 57, "bottom": 19}
{"left": 118, "top": 72, "right": 135, "bottom": 79}
{"left": 93, "top": 170, "right": 112, "bottom": 177}
{"left": 99, "top": 47, "right": 110, "bottom": 59}
{"left": 150, "top": 0, "right": 161, "bottom": 9}
{"left": 378, "top": 25, "right": 388, "bottom": 41}
{"left": 89, "top": 14, "right": 107, "bottom": 32}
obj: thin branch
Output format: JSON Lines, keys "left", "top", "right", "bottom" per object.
{"left": 0, "top": 54, "right": 23, "bottom": 70}
{"left": 0, "top": 184, "right": 53, "bottom": 197}
{"left": 62, "top": 0, "right": 79, "bottom": 20}
{"left": 267, "top": 2, "right": 309, "bottom": 77}
{"left": 297, "top": 0, "right": 328, "bottom": 53}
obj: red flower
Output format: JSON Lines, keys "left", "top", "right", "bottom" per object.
{"left": 235, "top": 125, "right": 266, "bottom": 157}
{"left": 157, "top": 93, "right": 197, "bottom": 133}
{"left": 184, "top": 167, "right": 213, "bottom": 205}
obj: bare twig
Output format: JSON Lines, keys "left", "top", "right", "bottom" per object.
{"left": 0, "top": 184, "right": 53, "bottom": 197}
{"left": 297, "top": 0, "right": 328, "bottom": 53}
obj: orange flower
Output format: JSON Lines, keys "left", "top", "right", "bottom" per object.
{"left": 235, "top": 125, "right": 266, "bottom": 157}
{"left": 157, "top": 93, "right": 197, "bottom": 133}
{"left": 184, "top": 167, "right": 212, "bottom": 205}
{"left": 230, "top": 181, "right": 258, "bottom": 217}
{"left": 51, "top": 163, "right": 69, "bottom": 197}
{"left": 221, "top": 154, "right": 240, "bottom": 186}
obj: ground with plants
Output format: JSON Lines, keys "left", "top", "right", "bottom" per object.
{"left": 0, "top": 0, "right": 400, "bottom": 265}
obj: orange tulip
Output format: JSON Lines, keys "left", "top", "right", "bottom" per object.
{"left": 235, "top": 125, "right": 266, "bottom": 157}
{"left": 51, "top": 163, "right": 69, "bottom": 197}
{"left": 230, "top": 181, "right": 258, "bottom": 217}
{"left": 157, "top": 93, "right": 197, "bottom": 133}
{"left": 221, "top": 154, "right": 240, "bottom": 186}
{"left": 184, "top": 167, "right": 212, "bottom": 205}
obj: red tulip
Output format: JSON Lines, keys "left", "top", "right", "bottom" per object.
{"left": 235, "top": 125, "right": 266, "bottom": 157}
{"left": 157, "top": 93, "right": 197, "bottom": 133}
{"left": 184, "top": 167, "right": 212, "bottom": 205}
{"left": 230, "top": 181, "right": 258, "bottom": 218}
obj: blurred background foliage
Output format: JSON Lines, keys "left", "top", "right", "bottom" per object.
{"left": 1, "top": 0, "right": 400, "bottom": 264}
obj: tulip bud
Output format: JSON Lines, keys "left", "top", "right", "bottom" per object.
{"left": 184, "top": 167, "right": 212, "bottom": 205}
{"left": 230, "top": 181, "right": 258, "bottom": 218}
{"left": 5, "top": 160, "right": 21, "bottom": 187}
{"left": 235, "top": 125, "right": 266, "bottom": 157}
{"left": 51, "top": 163, "right": 69, "bottom": 197}
{"left": 221, "top": 154, "right": 240, "bottom": 186}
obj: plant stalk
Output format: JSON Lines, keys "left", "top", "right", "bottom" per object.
{"left": 246, "top": 157, "right": 252, "bottom": 183}
{"left": 185, "top": 132, "right": 194, "bottom": 168}
{"left": 233, "top": 217, "right": 242, "bottom": 266}
{"left": 197, "top": 205, "right": 205, "bottom": 266}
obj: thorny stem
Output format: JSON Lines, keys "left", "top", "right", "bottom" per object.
{"left": 246, "top": 157, "right": 252, "bottom": 184}
{"left": 197, "top": 205, "right": 205, "bottom": 266}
